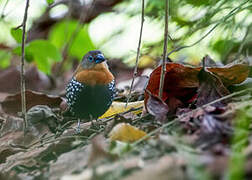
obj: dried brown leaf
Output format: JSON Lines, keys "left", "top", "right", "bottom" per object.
{"left": 1, "top": 90, "right": 63, "bottom": 115}
{"left": 145, "top": 90, "right": 169, "bottom": 122}
{"left": 196, "top": 65, "right": 230, "bottom": 107}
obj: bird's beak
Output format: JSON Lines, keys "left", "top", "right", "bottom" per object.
{"left": 95, "top": 54, "right": 106, "bottom": 63}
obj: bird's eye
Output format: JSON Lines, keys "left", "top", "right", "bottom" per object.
{"left": 88, "top": 56, "right": 93, "bottom": 62}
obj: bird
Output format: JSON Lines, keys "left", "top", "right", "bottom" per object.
{"left": 65, "top": 50, "right": 116, "bottom": 124}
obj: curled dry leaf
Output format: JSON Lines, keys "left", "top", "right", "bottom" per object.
{"left": 196, "top": 63, "right": 230, "bottom": 107}
{"left": 145, "top": 58, "right": 249, "bottom": 114}
{"left": 1, "top": 90, "right": 63, "bottom": 116}
{"left": 145, "top": 90, "right": 169, "bottom": 122}
{"left": 27, "top": 105, "right": 59, "bottom": 133}
{"left": 109, "top": 123, "right": 147, "bottom": 143}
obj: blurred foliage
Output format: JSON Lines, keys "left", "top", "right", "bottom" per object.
{"left": 211, "top": 39, "right": 238, "bottom": 60}
{"left": 226, "top": 108, "right": 251, "bottom": 180}
{"left": 9, "top": 20, "right": 94, "bottom": 74}
{"left": 143, "top": 0, "right": 252, "bottom": 61}
{"left": 46, "top": 0, "right": 54, "bottom": 5}
{"left": 0, "top": 0, "right": 251, "bottom": 73}
{"left": 0, "top": 50, "right": 11, "bottom": 68}
{"left": 13, "top": 40, "right": 62, "bottom": 74}
{"left": 25, "top": 40, "right": 62, "bottom": 74}
{"left": 48, "top": 20, "right": 95, "bottom": 60}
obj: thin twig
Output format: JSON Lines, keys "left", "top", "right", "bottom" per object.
{"left": 126, "top": 0, "right": 145, "bottom": 107}
{"left": 158, "top": 0, "right": 169, "bottom": 98}
{"left": 20, "top": 0, "right": 30, "bottom": 132}
{"left": 14, "top": 24, "right": 23, "bottom": 30}
{"left": 166, "top": 0, "right": 250, "bottom": 57}
{"left": 30, "top": 135, "right": 89, "bottom": 149}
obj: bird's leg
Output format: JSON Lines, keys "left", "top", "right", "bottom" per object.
{"left": 75, "top": 119, "right": 81, "bottom": 133}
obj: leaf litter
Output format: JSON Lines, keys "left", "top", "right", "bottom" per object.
{"left": 0, "top": 55, "right": 252, "bottom": 179}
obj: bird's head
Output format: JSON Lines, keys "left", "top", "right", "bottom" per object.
{"left": 73, "top": 50, "right": 114, "bottom": 86}
{"left": 81, "top": 50, "right": 106, "bottom": 69}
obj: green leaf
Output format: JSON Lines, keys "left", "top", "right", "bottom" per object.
{"left": 49, "top": 20, "right": 95, "bottom": 60}
{"left": 23, "top": 40, "right": 62, "bottom": 74}
{"left": 46, "top": 0, "right": 54, "bottom": 5}
{"left": 10, "top": 28, "right": 23, "bottom": 43}
{"left": 0, "top": 50, "right": 11, "bottom": 68}
{"left": 12, "top": 46, "right": 22, "bottom": 56}
{"left": 211, "top": 39, "right": 238, "bottom": 60}
{"left": 185, "top": 0, "right": 212, "bottom": 7}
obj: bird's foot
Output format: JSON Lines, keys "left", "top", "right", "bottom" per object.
{"left": 74, "top": 119, "right": 81, "bottom": 133}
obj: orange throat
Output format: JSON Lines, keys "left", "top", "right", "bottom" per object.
{"left": 74, "top": 62, "right": 114, "bottom": 86}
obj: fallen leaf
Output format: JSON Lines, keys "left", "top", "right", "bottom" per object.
{"left": 196, "top": 60, "right": 230, "bottom": 107}
{"left": 109, "top": 123, "right": 147, "bottom": 143}
{"left": 197, "top": 113, "right": 233, "bottom": 149}
{"left": 0, "top": 92, "right": 9, "bottom": 102}
{"left": 145, "top": 56, "right": 249, "bottom": 113}
{"left": 0, "top": 65, "right": 53, "bottom": 93}
{"left": 145, "top": 90, "right": 169, "bottom": 122}
{"left": 27, "top": 105, "right": 59, "bottom": 133}
{"left": 99, "top": 101, "right": 143, "bottom": 119}
{"left": 1, "top": 90, "right": 63, "bottom": 116}
{"left": 117, "top": 74, "right": 150, "bottom": 93}
{"left": 209, "top": 63, "right": 250, "bottom": 86}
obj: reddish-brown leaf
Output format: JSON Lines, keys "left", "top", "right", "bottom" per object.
{"left": 145, "top": 60, "right": 249, "bottom": 113}
{"left": 1, "top": 90, "right": 63, "bottom": 115}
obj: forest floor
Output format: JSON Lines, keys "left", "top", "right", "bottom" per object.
{"left": 0, "top": 56, "right": 252, "bottom": 180}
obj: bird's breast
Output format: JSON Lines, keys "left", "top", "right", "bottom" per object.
{"left": 74, "top": 63, "right": 114, "bottom": 86}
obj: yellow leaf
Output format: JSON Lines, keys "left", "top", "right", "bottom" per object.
{"left": 109, "top": 123, "right": 147, "bottom": 143}
{"left": 99, "top": 101, "right": 144, "bottom": 119}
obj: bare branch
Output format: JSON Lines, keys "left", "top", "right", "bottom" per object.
{"left": 20, "top": 0, "right": 30, "bottom": 131}
{"left": 126, "top": 0, "right": 145, "bottom": 107}
{"left": 159, "top": 0, "right": 169, "bottom": 98}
